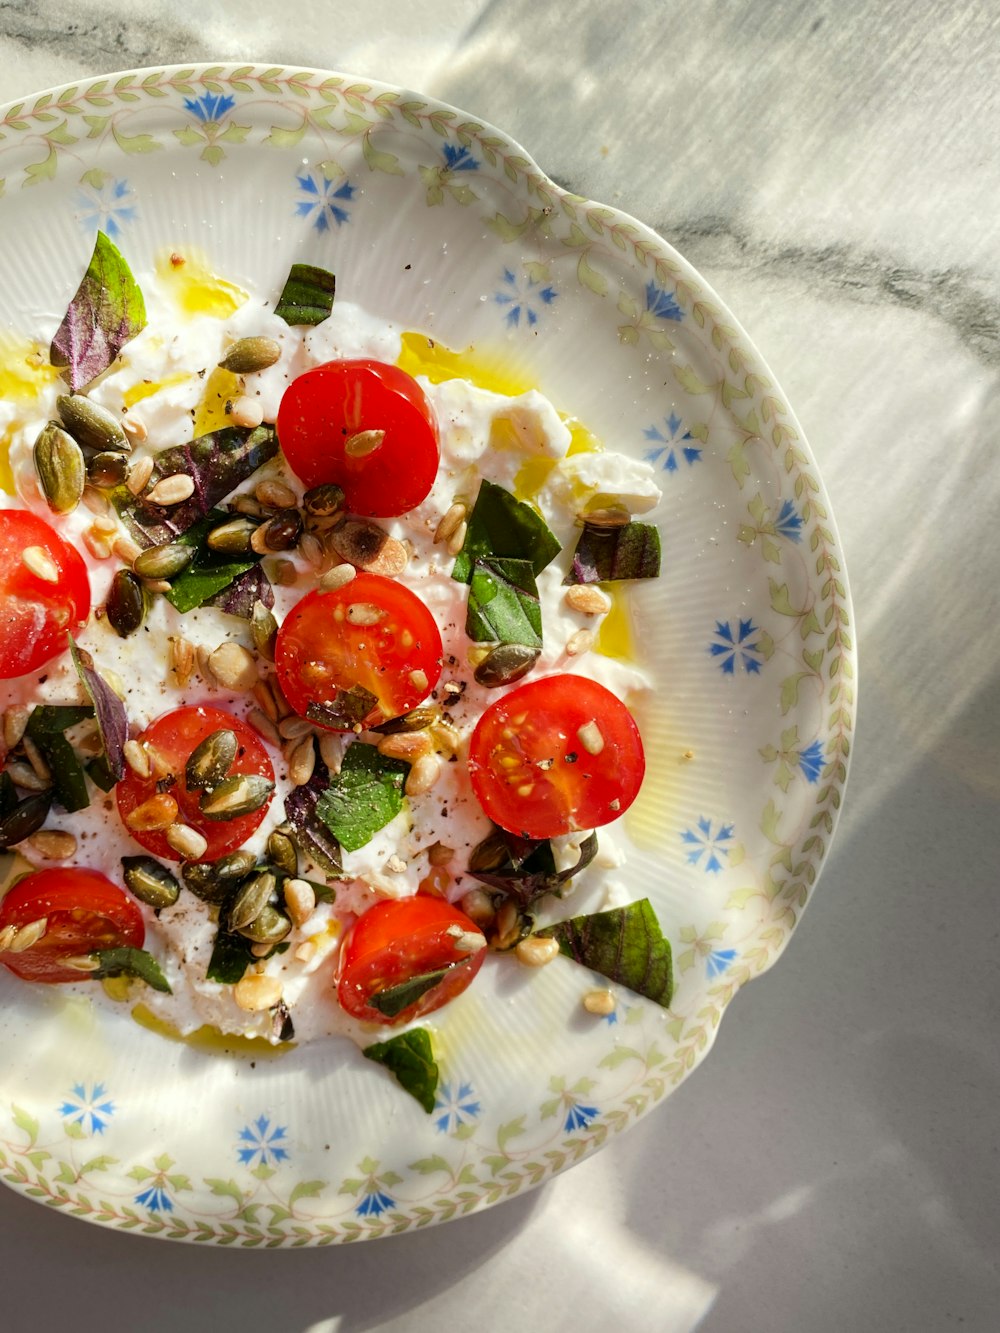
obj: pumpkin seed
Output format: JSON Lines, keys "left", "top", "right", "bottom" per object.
{"left": 303, "top": 483, "right": 347, "bottom": 518}
{"left": 474, "top": 643, "right": 541, "bottom": 689}
{"left": 218, "top": 336, "right": 282, "bottom": 374}
{"left": 181, "top": 849, "right": 257, "bottom": 903}
{"left": 207, "top": 516, "right": 258, "bottom": 555}
{"left": 469, "top": 828, "right": 509, "bottom": 874}
{"left": 0, "top": 791, "right": 54, "bottom": 849}
{"left": 267, "top": 828, "right": 298, "bottom": 877}
{"left": 237, "top": 903, "right": 292, "bottom": 945}
{"left": 122, "top": 855, "right": 180, "bottom": 910}
{"left": 133, "top": 541, "right": 195, "bottom": 581}
{"left": 33, "top": 422, "right": 85, "bottom": 514}
{"left": 227, "top": 870, "right": 277, "bottom": 932}
{"left": 373, "top": 703, "right": 442, "bottom": 735}
{"left": 106, "top": 569, "right": 147, "bottom": 638}
{"left": 86, "top": 450, "right": 130, "bottom": 488}
{"left": 57, "top": 394, "right": 130, "bottom": 453}
{"left": 199, "top": 773, "right": 275, "bottom": 821}
{"left": 185, "top": 728, "right": 238, "bottom": 791}
{"left": 250, "top": 600, "right": 278, "bottom": 661}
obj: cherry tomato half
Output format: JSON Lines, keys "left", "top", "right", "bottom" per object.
{"left": 275, "top": 573, "right": 443, "bottom": 731}
{"left": 116, "top": 705, "right": 274, "bottom": 862}
{"left": 0, "top": 509, "right": 91, "bottom": 679}
{"left": 337, "top": 896, "right": 487, "bottom": 1025}
{"left": 0, "top": 868, "right": 144, "bottom": 984}
{"left": 276, "top": 359, "right": 439, "bottom": 518}
{"left": 467, "top": 674, "right": 645, "bottom": 839}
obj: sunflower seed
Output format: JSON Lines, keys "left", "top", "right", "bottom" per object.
{"left": 25, "top": 829, "right": 77, "bottom": 860}
{"left": 113, "top": 535, "right": 143, "bottom": 565}
{"left": 33, "top": 422, "right": 85, "bottom": 514}
{"left": 133, "top": 541, "right": 195, "bottom": 581}
{"left": 247, "top": 708, "right": 280, "bottom": 745}
{"left": 185, "top": 728, "right": 238, "bottom": 791}
{"left": 122, "top": 856, "right": 181, "bottom": 910}
{"left": 164, "top": 823, "right": 208, "bottom": 860}
{"left": 57, "top": 394, "right": 129, "bottom": 452}
{"left": 106, "top": 569, "right": 147, "bottom": 637}
{"left": 169, "top": 635, "right": 195, "bottom": 688}
{"left": 564, "top": 585, "right": 611, "bottom": 615}
{"left": 199, "top": 773, "right": 275, "bottom": 821}
{"left": 122, "top": 413, "right": 147, "bottom": 443}
{"left": 445, "top": 520, "right": 467, "bottom": 557}
{"left": 405, "top": 753, "right": 441, "bottom": 797}
{"left": 282, "top": 878, "right": 315, "bottom": 928}
{"left": 3, "top": 706, "right": 29, "bottom": 751}
{"left": 434, "top": 502, "right": 467, "bottom": 545}
{"left": 576, "top": 720, "right": 605, "bottom": 755}
{"left": 377, "top": 730, "right": 433, "bottom": 762}
{"left": 0, "top": 792, "right": 53, "bottom": 849}
{"left": 343, "top": 428, "right": 385, "bottom": 458}
{"left": 126, "top": 455, "right": 155, "bottom": 495}
{"left": 4, "top": 762, "right": 52, "bottom": 793}
{"left": 318, "top": 562, "right": 356, "bottom": 593}
{"left": 278, "top": 715, "right": 314, "bottom": 741}
{"left": 565, "top": 628, "right": 595, "bottom": 657}
{"left": 218, "top": 336, "right": 282, "bottom": 375}
{"left": 123, "top": 739, "right": 152, "bottom": 779}
{"left": 474, "top": 643, "right": 541, "bottom": 688}
{"left": 146, "top": 473, "right": 195, "bottom": 507}
{"left": 22, "top": 546, "right": 59, "bottom": 583}
{"left": 21, "top": 736, "right": 51, "bottom": 782}
{"left": 255, "top": 479, "right": 297, "bottom": 509}
{"left": 287, "top": 736, "right": 316, "bottom": 788}
{"left": 579, "top": 504, "right": 631, "bottom": 529}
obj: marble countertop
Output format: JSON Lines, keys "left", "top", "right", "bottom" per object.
{"left": 1, "top": 2, "right": 997, "bottom": 1329}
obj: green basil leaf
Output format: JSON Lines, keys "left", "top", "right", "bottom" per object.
{"left": 0, "top": 771, "right": 17, "bottom": 818}
{"left": 563, "top": 521, "right": 661, "bottom": 584}
{"left": 539, "top": 898, "right": 674, "bottom": 1007}
{"left": 274, "top": 263, "right": 336, "bottom": 325}
{"left": 25, "top": 705, "right": 95, "bottom": 813}
{"left": 92, "top": 947, "right": 171, "bottom": 994}
{"left": 50, "top": 231, "right": 146, "bottom": 391}
{"left": 206, "top": 932, "right": 289, "bottom": 985}
{"left": 118, "top": 424, "right": 279, "bottom": 545}
{"left": 452, "top": 480, "right": 561, "bottom": 583}
{"left": 362, "top": 1028, "right": 439, "bottom": 1114}
{"left": 315, "top": 743, "right": 410, "bottom": 854}
{"left": 368, "top": 967, "right": 452, "bottom": 1019}
{"left": 161, "top": 509, "right": 261, "bottom": 615}
{"left": 69, "top": 639, "right": 127, "bottom": 783}
{"left": 466, "top": 557, "right": 543, "bottom": 647}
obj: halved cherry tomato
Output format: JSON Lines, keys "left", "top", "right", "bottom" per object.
{"left": 116, "top": 705, "right": 274, "bottom": 862}
{"left": 275, "top": 573, "right": 443, "bottom": 731}
{"left": 337, "top": 896, "right": 487, "bottom": 1025}
{"left": 0, "top": 509, "right": 90, "bottom": 679}
{"left": 276, "top": 359, "right": 439, "bottom": 517}
{"left": 467, "top": 674, "right": 645, "bottom": 839}
{"left": 0, "top": 868, "right": 144, "bottom": 984}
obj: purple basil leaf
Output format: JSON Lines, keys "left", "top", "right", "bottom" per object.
{"left": 469, "top": 829, "right": 598, "bottom": 908}
{"left": 69, "top": 639, "right": 127, "bottom": 783}
{"left": 206, "top": 564, "right": 274, "bottom": 618}
{"left": 563, "top": 521, "right": 661, "bottom": 585}
{"left": 50, "top": 231, "right": 146, "bottom": 391}
{"left": 284, "top": 759, "right": 344, "bottom": 879}
{"left": 538, "top": 898, "right": 674, "bottom": 1007}
{"left": 121, "top": 424, "right": 278, "bottom": 545}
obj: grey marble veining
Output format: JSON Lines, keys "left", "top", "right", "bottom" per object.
{"left": 0, "top": 2, "right": 998, "bottom": 1331}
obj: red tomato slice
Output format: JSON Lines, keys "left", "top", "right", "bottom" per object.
{"left": 467, "top": 674, "right": 645, "bottom": 839}
{"left": 0, "top": 868, "right": 144, "bottom": 984}
{"left": 276, "top": 359, "right": 439, "bottom": 517}
{"left": 275, "top": 573, "right": 443, "bottom": 731}
{"left": 116, "top": 705, "right": 274, "bottom": 862}
{"left": 337, "top": 896, "right": 487, "bottom": 1025}
{"left": 0, "top": 509, "right": 90, "bottom": 679}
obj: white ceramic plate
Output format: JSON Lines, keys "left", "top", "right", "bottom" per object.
{"left": 0, "top": 64, "right": 855, "bottom": 1244}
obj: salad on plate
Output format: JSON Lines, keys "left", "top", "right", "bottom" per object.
{"left": 0, "top": 232, "right": 672, "bottom": 1109}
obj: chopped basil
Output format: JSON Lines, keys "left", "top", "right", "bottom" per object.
{"left": 305, "top": 685, "right": 378, "bottom": 731}
{"left": 0, "top": 771, "right": 17, "bottom": 818}
{"left": 469, "top": 828, "right": 598, "bottom": 908}
{"left": 206, "top": 564, "right": 274, "bottom": 619}
{"left": 563, "top": 521, "right": 661, "bottom": 585}
{"left": 538, "top": 898, "right": 673, "bottom": 1007}
{"left": 50, "top": 231, "right": 146, "bottom": 391}
{"left": 274, "top": 263, "right": 336, "bottom": 326}
{"left": 368, "top": 967, "right": 452, "bottom": 1019}
{"left": 466, "top": 557, "right": 543, "bottom": 648}
{"left": 69, "top": 640, "right": 127, "bottom": 784}
{"left": 92, "top": 947, "right": 171, "bottom": 994}
{"left": 119, "top": 424, "right": 278, "bottom": 545}
{"left": 362, "top": 1027, "right": 439, "bottom": 1114}
{"left": 206, "top": 931, "right": 289, "bottom": 985}
{"left": 24, "top": 705, "right": 94, "bottom": 813}
{"left": 315, "top": 744, "right": 409, "bottom": 854}
{"left": 452, "top": 480, "right": 561, "bottom": 584}
{"left": 283, "top": 760, "right": 344, "bottom": 879}
{"left": 161, "top": 509, "right": 266, "bottom": 615}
